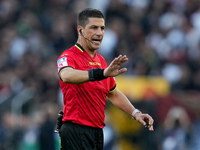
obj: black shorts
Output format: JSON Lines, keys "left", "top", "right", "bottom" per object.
{"left": 59, "top": 121, "right": 104, "bottom": 150}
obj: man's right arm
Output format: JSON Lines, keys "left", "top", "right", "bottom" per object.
{"left": 60, "top": 68, "right": 89, "bottom": 84}
{"left": 59, "top": 55, "right": 128, "bottom": 84}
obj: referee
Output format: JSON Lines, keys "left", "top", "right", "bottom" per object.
{"left": 57, "top": 8, "right": 154, "bottom": 150}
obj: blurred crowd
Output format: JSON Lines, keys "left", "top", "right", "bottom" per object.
{"left": 0, "top": 0, "right": 200, "bottom": 150}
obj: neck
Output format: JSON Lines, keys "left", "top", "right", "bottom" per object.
{"left": 77, "top": 38, "right": 96, "bottom": 57}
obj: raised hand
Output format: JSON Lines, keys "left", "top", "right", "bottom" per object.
{"left": 104, "top": 55, "right": 128, "bottom": 77}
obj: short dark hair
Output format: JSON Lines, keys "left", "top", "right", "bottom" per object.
{"left": 78, "top": 8, "right": 104, "bottom": 27}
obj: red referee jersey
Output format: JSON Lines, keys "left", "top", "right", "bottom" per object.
{"left": 57, "top": 43, "right": 116, "bottom": 128}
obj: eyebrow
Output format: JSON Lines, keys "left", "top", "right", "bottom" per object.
{"left": 90, "top": 25, "right": 105, "bottom": 28}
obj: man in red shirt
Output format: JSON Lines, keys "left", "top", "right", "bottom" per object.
{"left": 57, "top": 8, "right": 154, "bottom": 150}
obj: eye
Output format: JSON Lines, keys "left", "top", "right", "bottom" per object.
{"left": 92, "top": 26, "right": 98, "bottom": 29}
{"left": 101, "top": 26, "right": 105, "bottom": 31}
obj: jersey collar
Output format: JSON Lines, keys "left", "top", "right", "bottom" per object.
{"left": 75, "top": 43, "right": 85, "bottom": 52}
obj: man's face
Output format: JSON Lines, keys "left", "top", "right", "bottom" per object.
{"left": 83, "top": 17, "right": 105, "bottom": 50}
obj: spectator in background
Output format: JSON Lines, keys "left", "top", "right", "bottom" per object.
{"left": 38, "top": 104, "right": 58, "bottom": 150}
{"left": 191, "top": 109, "right": 200, "bottom": 150}
{"left": 161, "top": 106, "right": 192, "bottom": 150}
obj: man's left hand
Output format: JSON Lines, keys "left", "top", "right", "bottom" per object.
{"left": 134, "top": 113, "right": 154, "bottom": 131}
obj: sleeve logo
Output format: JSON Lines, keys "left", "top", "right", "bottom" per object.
{"left": 57, "top": 57, "right": 68, "bottom": 71}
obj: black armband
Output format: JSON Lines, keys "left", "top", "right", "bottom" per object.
{"left": 88, "top": 68, "right": 108, "bottom": 81}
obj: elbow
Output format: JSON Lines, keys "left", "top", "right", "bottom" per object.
{"left": 61, "top": 77, "right": 70, "bottom": 83}
{"left": 60, "top": 75, "right": 72, "bottom": 83}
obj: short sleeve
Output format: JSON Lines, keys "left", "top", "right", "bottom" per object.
{"left": 109, "top": 77, "right": 116, "bottom": 93}
{"left": 57, "top": 54, "right": 75, "bottom": 74}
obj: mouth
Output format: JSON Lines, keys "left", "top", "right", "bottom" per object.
{"left": 92, "top": 38, "right": 102, "bottom": 44}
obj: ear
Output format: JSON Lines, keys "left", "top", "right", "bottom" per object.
{"left": 77, "top": 26, "right": 82, "bottom": 35}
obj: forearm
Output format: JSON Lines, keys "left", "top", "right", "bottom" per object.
{"left": 107, "top": 89, "right": 135, "bottom": 116}
{"left": 60, "top": 68, "right": 89, "bottom": 84}
{"left": 108, "top": 88, "right": 154, "bottom": 131}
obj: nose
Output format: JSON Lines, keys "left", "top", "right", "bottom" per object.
{"left": 96, "top": 28, "right": 104, "bottom": 36}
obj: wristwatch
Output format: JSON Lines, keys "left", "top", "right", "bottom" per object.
{"left": 132, "top": 109, "right": 142, "bottom": 120}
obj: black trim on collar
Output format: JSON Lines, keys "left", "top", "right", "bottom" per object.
{"left": 75, "top": 43, "right": 85, "bottom": 52}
